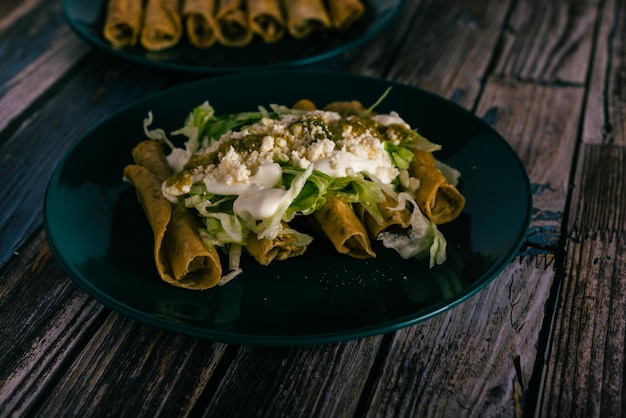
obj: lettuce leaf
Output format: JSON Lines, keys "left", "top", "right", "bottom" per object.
{"left": 377, "top": 192, "right": 447, "bottom": 267}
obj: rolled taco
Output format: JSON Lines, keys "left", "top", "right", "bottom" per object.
{"left": 246, "top": 0, "right": 285, "bottom": 43}
{"left": 123, "top": 164, "right": 223, "bottom": 289}
{"left": 245, "top": 222, "right": 308, "bottom": 265}
{"left": 326, "top": 0, "right": 365, "bottom": 31}
{"left": 103, "top": 0, "right": 143, "bottom": 48}
{"left": 140, "top": 0, "right": 183, "bottom": 51}
{"left": 308, "top": 197, "right": 375, "bottom": 259}
{"left": 409, "top": 150, "right": 465, "bottom": 224}
{"left": 283, "top": 0, "right": 331, "bottom": 39}
{"left": 131, "top": 139, "right": 173, "bottom": 181}
{"left": 356, "top": 193, "right": 412, "bottom": 238}
{"left": 215, "top": 0, "right": 253, "bottom": 46}
{"left": 323, "top": 100, "right": 367, "bottom": 116}
{"left": 183, "top": 0, "right": 218, "bottom": 48}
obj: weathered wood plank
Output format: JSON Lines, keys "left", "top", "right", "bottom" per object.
{"left": 0, "top": 233, "right": 228, "bottom": 418}
{"left": 582, "top": 0, "right": 614, "bottom": 145}
{"left": 0, "top": 232, "right": 105, "bottom": 418}
{"left": 536, "top": 144, "right": 626, "bottom": 417}
{"left": 0, "top": 0, "right": 43, "bottom": 35}
{"left": 344, "top": 0, "right": 513, "bottom": 109}
{"left": 533, "top": 0, "right": 626, "bottom": 414}
{"left": 603, "top": 0, "right": 626, "bottom": 148}
{"left": 0, "top": 0, "right": 89, "bottom": 136}
{"left": 0, "top": 50, "right": 177, "bottom": 268}
{"left": 495, "top": 0, "right": 598, "bottom": 84}
{"left": 199, "top": 339, "right": 384, "bottom": 417}
{"left": 389, "top": 0, "right": 511, "bottom": 107}
{"left": 365, "top": 262, "right": 554, "bottom": 417}
{"left": 33, "top": 314, "right": 229, "bottom": 417}
{"left": 0, "top": 27, "right": 91, "bottom": 134}
{"left": 363, "top": 79, "right": 583, "bottom": 417}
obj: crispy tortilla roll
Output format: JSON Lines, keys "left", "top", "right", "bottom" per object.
{"left": 409, "top": 150, "right": 466, "bottom": 224}
{"left": 283, "top": 0, "right": 331, "bottom": 39}
{"left": 247, "top": 0, "right": 285, "bottom": 43}
{"left": 356, "top": 193, "right": 412, "bottom": 238}
{"left": 124, "top": 164, "right": 222, "bottom": 290}
{"left": 140, "top": 0, "right": 183, "bottom": 51}
{"left": 245, "top": 223, "right": 307, "bottom": 265}
{"left": 183, "top": 0, "right": 218, "bottom": 48}
{"left": 323, "top": 100, "right": 367, "bottom": 116}
{"left": 127, "top": 140, "right": 223, "bottom": 289}
{"left": 292, "top": 99, "right": 317, "bottom": 111}
{"left": 103, "top": 0, "right": 143, "bottom": 48}
{"left": 131, "top": 140, "right": 173, "bottom": 181}
{"left": 310, "top": 197, "right": 375, "bottom": 258}
{"left": 326, "top": 0, "right": 365, "bottom": 30}
{"left": 163, "top": 206, "right": 223, "bottom": 289}
{"left": 215, "top": 0, "right": 253, "bottom": 46}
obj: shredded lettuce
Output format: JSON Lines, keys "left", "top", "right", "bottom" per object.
{"left": 377, "top": 193, "right": 447, "bottom": 267}
{"left": 384, "top": 141, "right": 414, "bottom": 169}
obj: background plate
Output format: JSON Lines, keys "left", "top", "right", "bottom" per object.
{"left": 63, "top": 0, "right": 404, "bottom": 73}
{"left": 44, "top": 70, "right": 532, "bottom": 345}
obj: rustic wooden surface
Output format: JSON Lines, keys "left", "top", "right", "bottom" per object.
{"left": 1, "top": 0, "right": 624, "bottom": 416}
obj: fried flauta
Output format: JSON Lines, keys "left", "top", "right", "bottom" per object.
{"left": 131, "top": 139, "right": 174, "bottom": 181}
{"left": 183, "top": 0, "right": 218, "bottom": 48}
{"left": 140, "top": 0, "right": 183, "bottom": 51}
{"left": 323, "top": 100, "right": 367, "bottom": 116}
{"left": 215, "top": 0, "right": 253, "bottom": 46}
{"left": 283, "top": 0, "right": 331, "bottom": 39}
{"left": 326, "top": 0, "right": 365, "bottom": 31}
{"left": 309, "top": 197, "right": 375, "bottom": 259}
{"left": 123, "top": 164, "right": 222, "bottom": 290}
{"left": 356, "top": 193, "right": 412, "bottom": 238}
{"left": 103, "top": 0, "right": 143, "bottom": 48}
{"left": 247, "top": 0, "right": 285, "bottom": 43}
{"left": 409, "top": 150, "right": 466, "bottom": 224}
{"left": 245, "top": 223, "right": 308, "bottom": 265}
{"left": 126, "top": 140, "right": 222, "bottom": 289}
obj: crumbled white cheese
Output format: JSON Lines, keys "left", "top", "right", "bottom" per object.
{"left": 168, "top": 109, "right": 402, "bottom": 196}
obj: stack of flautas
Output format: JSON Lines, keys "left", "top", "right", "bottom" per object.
{"left": 125, "top": 97, "right": 466, "bottom": 290}
{"left": 103, "top": 0, "right": 366, "bottom": 50}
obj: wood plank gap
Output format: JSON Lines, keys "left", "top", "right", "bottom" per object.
{"left": 470, "top": 0, "right": 519, "bottom": 114}
{"left": 526, "top": 1, "right": 617, "bottom": 412}
{"left": 187, "top": 344, "right": 242, "bottom": 416}
{"left": 353, "top": 332, "right": 395, "bottom": 416}
{"left": 519, "top": 2, "right": 609, "bottom": 406}
{"left": 600, "top": 0, "right": 621, "bottom": 145}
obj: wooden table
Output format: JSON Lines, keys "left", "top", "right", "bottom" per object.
{"left": 1, "top": 0, "right": 624, "bottom": 416}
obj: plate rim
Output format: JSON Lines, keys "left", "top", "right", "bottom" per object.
{"left": 44, "top": 69, "right": 533, "bottom": 345}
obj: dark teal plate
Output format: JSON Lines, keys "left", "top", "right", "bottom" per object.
{"left": 44, "top": 71, "right": 532, "bottom": 345}
{"left": 62, "top": 0, "right": 403, "bottom": 73}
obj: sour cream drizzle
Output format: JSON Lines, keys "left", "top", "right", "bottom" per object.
{"left": 163, "top": 109, "right": 408, "bottom": 221}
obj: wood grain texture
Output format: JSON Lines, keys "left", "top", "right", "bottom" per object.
{"left": 364, "top": 261, "right": 554, "bottom": 417}
{"left": 536, "top": 144, "right": 626, "bottom": 417}
{"left": 200, "top": 339, "right": 384, "bottom": 417}
{"left": 1, "top": 0, "right": 625, "bottom": 416}
{"left": 0, "top": 54, "right": 176, "bottom": 267}
{"left": 343, "top": 0, "right": 512, "bottom": 108}
{"left": 0, "top": 232, "right": 105, "bottom": 417}
{"left": 495, "top": 0, "right": 598, "bottom": 84}
{"left": 34, "top": 317, "right": 229, "bottom": 417}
